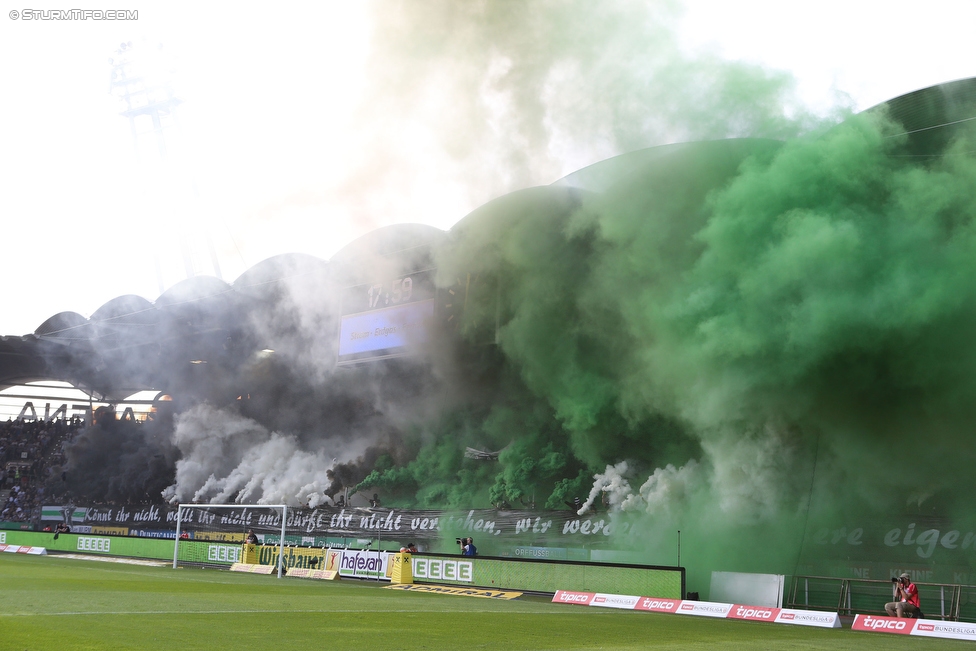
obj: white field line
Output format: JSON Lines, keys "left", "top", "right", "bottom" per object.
{"left": 49, "top": 553, "right": 167, "bottom": 566}
{"left": 0, "top": 607, "right": 586, "bottom": 617}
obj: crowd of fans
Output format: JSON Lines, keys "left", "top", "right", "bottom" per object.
{"left": 0, "top": 416, "right": 85, "bottom": 523}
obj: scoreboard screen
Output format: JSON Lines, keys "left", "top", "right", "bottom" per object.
{"left": 336, "top": 269, "right": 436, "bottom": 364}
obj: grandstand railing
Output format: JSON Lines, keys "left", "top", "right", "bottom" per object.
{"left": 786, "top": 575, "right": 976, "bottom": 622}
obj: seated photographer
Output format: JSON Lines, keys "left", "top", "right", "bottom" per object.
{"left": 885, "top": 573, "right": 920, "bottom": 618}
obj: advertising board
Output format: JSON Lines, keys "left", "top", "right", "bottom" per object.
{"left": 0, "top": 544, "right": 46, "bottom": 554}
{"left": 634, "top": 597, "right": 682, "bottom": 613}
{"left": 0, "top": 530, "right": 183, "bottom": 562}
{"left": 726, "top": 605, "right": 780, "bottom": 621}
{"left": 852, "top": 614, "right": 976, "bottom": 641}
{"left": 319, "top": 549, "right": 391, "bottom": 579}
{"left": 851, "top": 615, "right": 914, "bottom": 634}
{"left": 413, "top": 555, "right": 682, "bottom": 598}
{"left": 675, "top": 601, "right": 733, "bottom": 618}
{"left": 413, "top": 557, "right": 473, "bottom": 583}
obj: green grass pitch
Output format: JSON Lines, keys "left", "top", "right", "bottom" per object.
{"left": 0, "top": 554, "right": 966, "bottom": 650}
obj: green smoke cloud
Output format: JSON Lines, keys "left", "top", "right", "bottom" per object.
{"left": 349, "top": 0, "right": 976, "bottom": 590}
{"left": 357, "top": 105, "right": 976, "bottom": 590}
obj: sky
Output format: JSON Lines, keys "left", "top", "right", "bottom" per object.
{"left": 1, "top": 0, "right": 974, "bottom": 336}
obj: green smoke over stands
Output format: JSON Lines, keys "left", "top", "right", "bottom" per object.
{"left": 356, "top": 79, "right": 976, "bottom": 591}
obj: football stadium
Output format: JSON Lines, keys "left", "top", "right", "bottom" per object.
{"left": 4, "top": 76, "right": 976, "bottom": 648}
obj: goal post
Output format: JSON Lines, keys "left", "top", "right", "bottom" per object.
{"left": 172, "top": 503, "right": 288, "bottom": 578}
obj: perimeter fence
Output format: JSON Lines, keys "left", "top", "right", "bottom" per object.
{"left": 787, "top": 575, "right": 976, "bottom": 622}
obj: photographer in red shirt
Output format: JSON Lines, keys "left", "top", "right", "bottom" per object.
{"left": 885, "top": 573, "right": 920, "bottom": 618}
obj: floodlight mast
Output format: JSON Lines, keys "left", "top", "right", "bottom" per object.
{"left": 107, "top": 40, "right": 224, "bottom": 289}
{"left": 172, "top": 503, "right": 289, "bottom": 578}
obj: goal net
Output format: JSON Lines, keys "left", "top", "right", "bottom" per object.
{"left": 172, "top": 503, "right": 288, "bottom": 578}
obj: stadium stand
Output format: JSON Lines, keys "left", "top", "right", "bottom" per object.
{"left": 0, "top": 416, "right": 84, "bottom": 522}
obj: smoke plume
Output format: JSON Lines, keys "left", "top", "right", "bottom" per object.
{"left": 329, "top": 0, "right": 825, "bottom": 227}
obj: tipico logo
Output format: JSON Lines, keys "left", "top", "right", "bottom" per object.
{"left": 636, "top": 598, "right": 679, "bottom": 613}
{"left": 731, "top": 606, "right": 777, "bottom": 620}
{"left": 860, "top": 616, "right": 908, "bottom": 631}
{"left": 557, "top": 592, "right": 593, "bottom": 603}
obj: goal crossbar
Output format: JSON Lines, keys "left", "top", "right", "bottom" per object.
{"left": 172, "top": 503, "right": 288, "bottom": 578}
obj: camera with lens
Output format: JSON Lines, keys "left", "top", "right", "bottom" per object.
{"left": 456, "top": 538, "right": 462, "bottom": 545}
{"left": 891, "top": 577, "right": 901, "bottom": 583}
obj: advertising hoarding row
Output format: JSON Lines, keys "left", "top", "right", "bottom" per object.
{"left": 4, "top": 529, "right": 680, "bottom": 597}
{"left": 552, "top": 590, "right": 841, "bottom": 628}
{"left": 33, "top": 503, "right": 976, "bottom": 583}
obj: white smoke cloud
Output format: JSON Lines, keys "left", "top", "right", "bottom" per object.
{"left": 162, "top": 403, "right": 269, "bottom": 503}
{"left": 580, "top": 422, "right": 800, "bottom": 523}
{"left": 577, "top": 460, "right": 633, "bottom": 515}
{"left": 578, "top": 459, "right": 702, "bottom": 517}
{"left": 627, "top": 460, "right": 702, "bottom": 516}
{"left": 162, "top": 403, "right": 348, "bottom": 507}
{"left": 191, "top": 434, "right": 335, "bottom": 507}
{"left": 701, "top": 424, "right": 799, "bottom": 522}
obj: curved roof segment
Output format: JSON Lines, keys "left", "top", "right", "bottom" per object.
{"left": 90, "top": 295, "right": 158, "bottom": 341}
{"left": 552, "top": 138, "right": 783, "bottom": 193}
{"left": 864, "top": 76, "right": 976, "bottom": 156}
{"left": 233, "top": 253, "right": 329, "bottom": 300}
{"left": 35, "top": 311, "right": 91, "bottom": 339}
{"left": 331, "top": 223, "right": 446, "bottom": 264}
{"left": 330, "top": 223, "right": 446, "bottom": 287}
{"left": 90, "top": 295, "right": 155, "bottom": 323}
{"left": 155, "top": 276, "right": 234, "bottom": 308}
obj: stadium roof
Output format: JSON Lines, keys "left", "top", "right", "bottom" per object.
{"left": 3, "top": 77, "right": 974, "bottom": 398}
